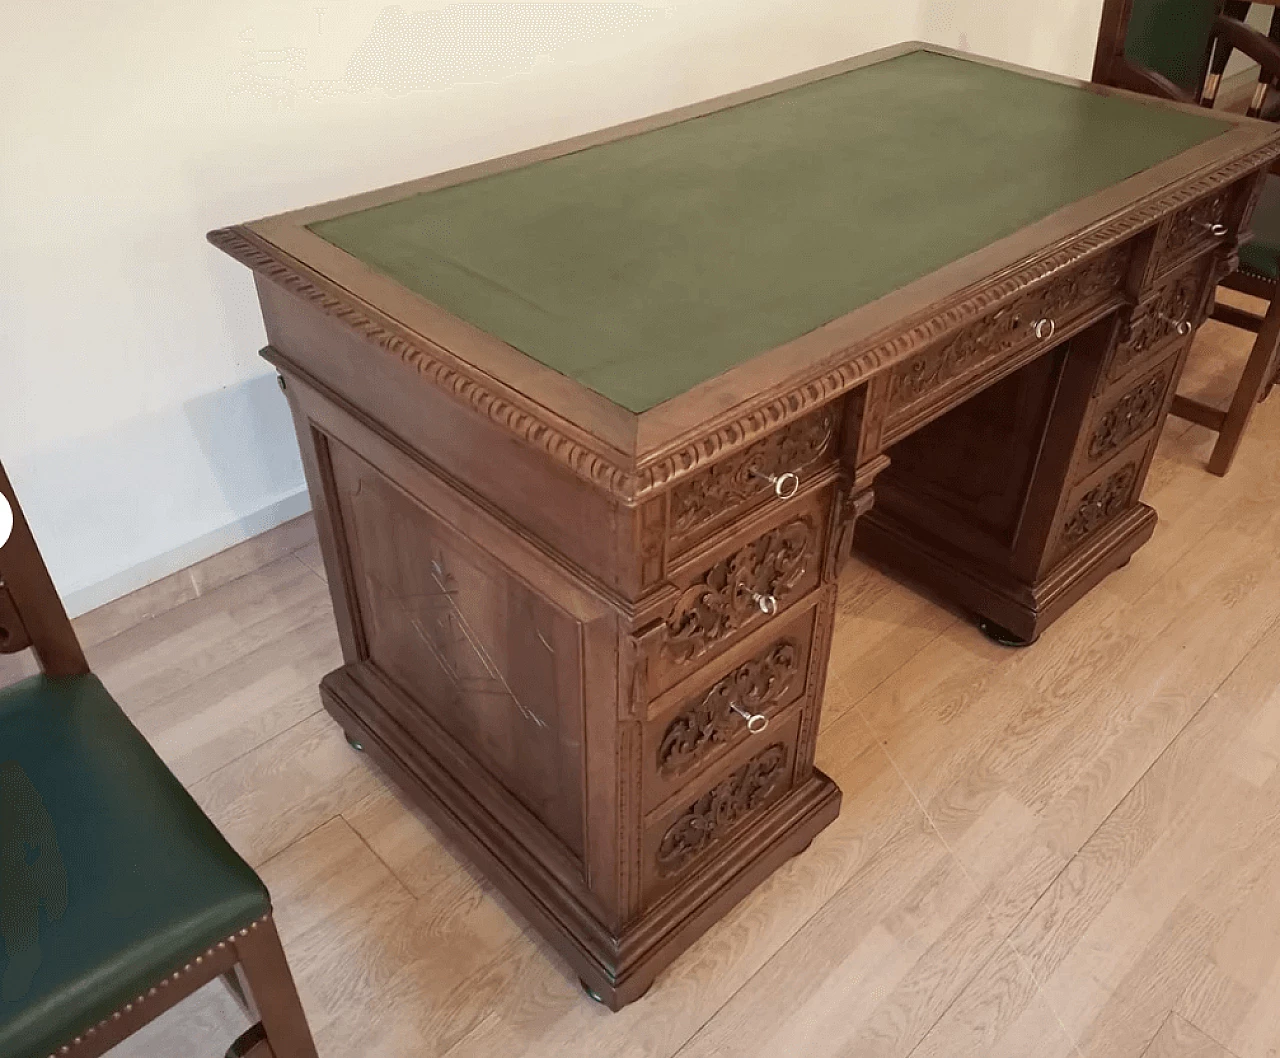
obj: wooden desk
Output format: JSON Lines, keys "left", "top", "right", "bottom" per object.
{"left": 210, "top": 44, "right": 1280, "bottom": 1008}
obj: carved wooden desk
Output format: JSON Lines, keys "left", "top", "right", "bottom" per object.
{"left": 210, "top": 44, "right": 1280, "bottom": 1008}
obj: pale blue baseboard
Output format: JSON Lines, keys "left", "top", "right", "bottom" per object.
{"left": 61, "top": 487, "right": 312, "bottom": 618}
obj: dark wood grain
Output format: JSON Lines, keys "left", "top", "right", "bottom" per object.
{"left": 210, "top": 45, "right": 1280, "bottom": 1009}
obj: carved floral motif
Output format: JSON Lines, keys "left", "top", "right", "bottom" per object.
{"left": 671, "top": 409, "right": 836, "bottom": 541}
{"left": 1088, "top": 371, "right": 1169, "bottom": 463}
{"left": 656, "top": 742, "right": 790, "bottom": 875}
{"left": 886, "top": 248, "right": 1129, "bottom": 416}
{"left": 1113, "top": 267, "right": 1205, "bottom": 378}
{"left": 1061, "top": 463, "right": 1138, "bottom": 549}
{"left": 663, "top": 518, "right": 815, "bottom": 665}
{"left": 1160, "top": 189, "right": 1233, "bottom": 269}
{"left": 658, "top": 641, "right": 800, "bottom": 777}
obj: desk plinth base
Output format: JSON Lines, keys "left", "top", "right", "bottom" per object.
{"left": 856, "top": 503, "right": 1157, "bottom": 644}
{"left": 319, "top": 663, "right": 841, "bottom": 1010}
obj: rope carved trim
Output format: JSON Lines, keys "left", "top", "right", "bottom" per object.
{"left": 50, "top": 912, "right": 272, "bottom": 1058}
{"left": 210, "top": 138, "right": 1280, "bottom": 501}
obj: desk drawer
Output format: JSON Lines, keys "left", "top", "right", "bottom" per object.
{"left": 1052, "top": 440, "right": 1154, "bottom": 562}
{"left": 668, "top": 405, "right": 840, "bottom": 559}
{"left": 881, "top": 243, "right": 1131, "bottom": 445}
{"left": 1079, "top": 353, "right": 1181, "bottom": 477}
{"left": 1106, "top": 254, "right": 1215, "bottom": 386}
{"left": 1151, "top": 186, "right": 1238, "bottom": 280}
{"left": 641, "top": 710, "right": 802, "bottom": 904}
{"left": 643, "top": 598, "right": 821, "bottom": 813}
{"left": 650, "top": 487, "right": 830, "bottom": 698}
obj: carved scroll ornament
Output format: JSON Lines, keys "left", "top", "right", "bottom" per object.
{"left": 656, "top": 742, "right": 789, "bottom": 875}
{"left": 663, "top": 518, "right": 815, "bottom": 665}
{"left": 658, "top": 641, "right": 800, "bottom": 776}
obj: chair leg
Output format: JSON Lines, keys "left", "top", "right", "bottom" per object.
{"left": 232, "top": 915, "right": 319, "bottom": 1058}
{"left": 1207, "top": 292, "right": 1280, "bottom": 476}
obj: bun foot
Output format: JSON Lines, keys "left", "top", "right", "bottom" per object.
{"left": 978, "top": 618, "right": 1038, "bottom": 649}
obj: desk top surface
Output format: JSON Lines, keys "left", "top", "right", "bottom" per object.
{"left": 303, "top": 49, "right": 1229, "bottom": 412}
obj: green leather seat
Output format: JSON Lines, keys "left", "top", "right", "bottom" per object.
{"left": 1124, "top": 0, "right": 1220, "bottom": 94}
{"left": 0, "top": 674, "right": 269, "bottom": 1058}
{"left": 1240, "top": 174, "right": 1280, "bottom": 280}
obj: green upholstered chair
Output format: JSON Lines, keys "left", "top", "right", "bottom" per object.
{"left": 0, "top": 461, "right": 317, "bottom": 1058}
{"left": 1094, "top": 0, "right": 1280, "bottom": 474}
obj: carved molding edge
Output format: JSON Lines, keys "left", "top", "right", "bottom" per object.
{"left": 211, "top": 139, "right": 1280, "bottom": 503}
{"left": 208, "top": 227, "right": 639, "bottom": 499}
{"left": 632, "top": 142, "right": 1280, "bottom": 493}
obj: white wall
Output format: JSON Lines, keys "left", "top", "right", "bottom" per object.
{"left": 915, "top": 0, "right": 1107, "bottom": 78}
{"left": 4, "top": 0, "right": 920, "bottom": 615}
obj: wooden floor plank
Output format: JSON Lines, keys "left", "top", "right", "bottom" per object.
{"left": 86, "top": 312, "right": 1280, "bottom": 1058}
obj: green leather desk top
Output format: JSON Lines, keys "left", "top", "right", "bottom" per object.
{"left": 309, "top": 49, "right": 1231, "bottom": 413}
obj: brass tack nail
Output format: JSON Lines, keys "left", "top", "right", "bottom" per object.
{"left": 113, "top": 1013, "right": 122, "bottom": 1020}
{"left": 195, "top": 955, "right": 203, "bottom": 964}
{"left": 124, "top": 1004, "right": 132, "bottom": 1013}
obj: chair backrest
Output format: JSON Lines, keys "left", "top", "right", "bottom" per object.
{"left": 1125, "top": 0, "right": 1222, "bottom": 93}
{"left": 0, "top": 459, "right": 87, "bottom": 679}
{"left": 1094, "top": 0, "right": 1223, "bottom": 99}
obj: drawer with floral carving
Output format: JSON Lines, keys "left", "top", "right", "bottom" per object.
{"left": 640, "top": 709, "right": 802, "bottom": 903}
{"left": 647, "top": 487, "right": 831, "bottom": 698}
{"left": 1078, "top": 355, "right": 1179, "bottom": 477}
{"left": 1151, "top": 184, "right": 1240, "bottom": 280}
{"left": 667, "top": 405, "right": 841, "bottom": 559}
{"left": 641, "top": 595, "right": 822, "bottom": 814}
{"left": 1052, "top": 439, "right": 1155, "bottom": 561}
{"left": 881, "top": 243, "right": 1131, "bottom": 445}
{"left": 1105, "top": 254, "right": 1215, "bottom": 386}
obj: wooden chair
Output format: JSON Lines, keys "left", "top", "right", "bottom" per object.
{"left": 0, "top": 460, "right": 318, "bottom": 1058}
{"left": 1094, "top": 0, "right": 1280, "bottom": 474}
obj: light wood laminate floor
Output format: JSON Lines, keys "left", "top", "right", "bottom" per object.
{"left": 8, "top": 294, "right": 1280, "bottom": 1058}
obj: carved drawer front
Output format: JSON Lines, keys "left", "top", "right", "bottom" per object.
{"left": 642, "top": 599, "right": 820, "bottom": 814}
{"left": 649, "top": 488, "right": 830, "bottom": 699}
{"left": 882, "top": 243, "right": 1131, "bottom": 444}
{"left": 1080, "top": 356, "right": 1178, "bottom": 477}
{"left": 668, "top": 405, "right": 839, "bottom": 558}
{"left": 1108, "top": 254, "right": 1214, "bottom": 386}
{"left": 641, "top": 710, "right": 801, "bottom": 903}
{"left": 1152, "top": 185, "right": 1238, "bottom": 280}
{"left": 1052, "top": 440, "right": 1153, "bottom": 562}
